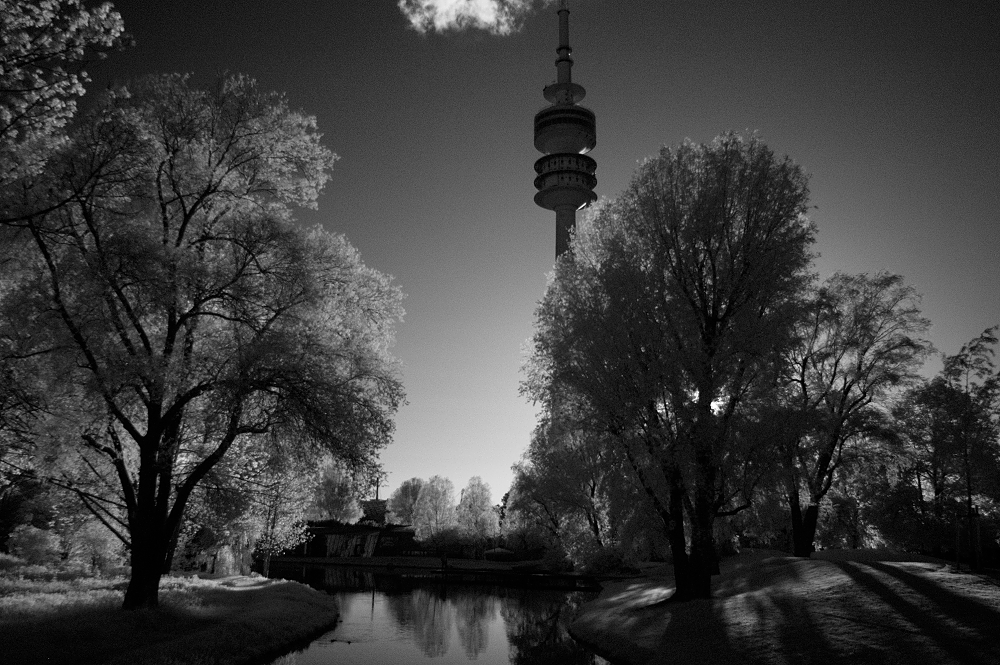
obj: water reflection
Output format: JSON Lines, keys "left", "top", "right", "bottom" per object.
{"left": 455, "top": 588, "right": 496, "bottom": 658}
{"left": 269, "top": 564, "right": 607, "bottom": 664}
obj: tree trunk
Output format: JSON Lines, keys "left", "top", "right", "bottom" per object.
{"left": 671, "top": 463, "right": 714, "bottom": 601}
{"left": 684, "top": 493, "right": 716, "bottom": 599}
{"left": 121, "top": 445, "right": 177, "bottom": 610}
{"left": 122, "top": 529, "right": 166, "bottom": 609}
{"left": 791, "top": 502, "right": 819, "bottom": 557}
{"left": 676, "top": 384, "right": 718, "bottom": 600}
{"left": 967, "top": 506, "right": 980, "bottom": 571}
{"left": 666, "top": 472, "right": 694, "bottom": 601}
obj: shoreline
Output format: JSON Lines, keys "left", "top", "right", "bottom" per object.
{"left": 270, "top": 555, "right": 603, "bottom": 590}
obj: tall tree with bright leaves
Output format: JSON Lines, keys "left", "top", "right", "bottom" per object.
{"left": 412, "top": 475, "right": 456, "bottom": 541}
{"left": 2, "top": 74, "right": 404, "bottom": 609}
{"left": 457, "top": 476, "right": 497, "bottom": 557}
{"left": 388, "top": 477, "right": 425, "bottom": 525}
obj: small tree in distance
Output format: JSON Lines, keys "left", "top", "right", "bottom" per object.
{"left": 310, "top": 459, "right": 365, "bottom": 524}
{"left": 457, "top": 476, "right": 498, "bottom": 557}
{"left": 412, "top": 476, "right": 456, "bottom": 541}
{"left": 388, "top": 477, "right": 425, "bottom": 525}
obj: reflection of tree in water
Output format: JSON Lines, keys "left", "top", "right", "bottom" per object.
{"left": 322, "top": 566, "right": 376, "bottom": 590}
{"left": 386, "top": 586, "right": 454, "bottom": 658}
{"left": 501, "top": 590, "right": 603, "bottom": 665}
{"left": 275, "top": 568, "right": 605, "bottom": 663}
{"left": 453, "top": 588, "right": 499, "bottom": 658}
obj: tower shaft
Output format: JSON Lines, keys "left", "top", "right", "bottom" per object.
{"left": 533, "top": 0, "right": 596, "bottom": 259}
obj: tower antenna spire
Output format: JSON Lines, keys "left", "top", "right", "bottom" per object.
{"left": 556, "top": 0, "right": 572, "bottom": 85}
{"left": 533, "top": 0, "right": 597, "bottom": 258}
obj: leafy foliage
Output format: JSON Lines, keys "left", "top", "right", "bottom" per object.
{"left": 412, "top": 475, "right": 456, "bottom": 541}
{"left": 456, "top": 476, "right": 498, "bottom": 556}
{"left": 388, "top": 477, "right": 425, "bottom": 525}
{"left": 8, "top": 524, "right": 60, "bottom": 564}
{"left": 0, "top": 0, "right": 125, "bottom": 188}
{"left": 308, "top": 459, "right": 365, "bottom": 524}
{"left": 2, "top": 73, "right": 404, "bottom": 607}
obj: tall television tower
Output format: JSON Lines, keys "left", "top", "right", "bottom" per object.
{"left": 533, "top": 0, "right": 597, "bottom": 259}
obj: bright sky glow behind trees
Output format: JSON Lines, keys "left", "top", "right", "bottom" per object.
{"left": 91, "top": 0, "right": 1000, "bottom": 501}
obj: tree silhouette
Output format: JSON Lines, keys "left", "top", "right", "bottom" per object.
{"left": 779, "top": 272, "right": 930, "bottom": 556}
{"left": 526, "top": 133, "right": 815, "bottom": 599}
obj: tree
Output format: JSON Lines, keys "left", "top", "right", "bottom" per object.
{"left": 508, "top": 411, "right": 639, "bottom": 566}
{"left": 457, "top": 476, "right": 498, "bottom": 557}
{"left": 1, "top": 2, "right": 124, "bottom": 439}
{"left": 0, "top": 0, "right": 124, "bottom": 189}
{"left": 2, "top": 74, "right": 404, "bottom": 608}
{"left": 387, "top": 476, "right": 424, "bottom": 525}
{"left": 779, "top": 272, "right": 931, "bottom": 556}
{"left": 525, "top": 134, "right": 815, "bottom": 599}
{"left": 942, "top": 328, "right": 1000, "bottom": 570}
{"left": 873, "top": 330, "right": 1000, "bottom": 567}
{"left": 253, "top": 447, "right": 319, "bottom": 576}
{"left": 176, "top": 430, "right": 324, "bottom": 576}
{"left": 309, "top": 459, "right": 365, "bottom": 524}
{"left": 8, "top": 524, "right": 61, "bottom": 564}
{"left": 412, "top": 475, "right": 456, "bottom": 541}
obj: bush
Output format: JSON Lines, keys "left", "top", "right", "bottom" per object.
{"left": 70, "top": 521, "right": 125, "bottom": 574}
{"left": 0, "top": 551, "right": 25, "bottom": 571}
{"left": 423, "top": 526, "right": 475, "bottom": 558}
{"left": 9, "top": 525, "right": 61, "bottom": 565}
{"left": 579, "top": 546, "right": 640, "bottom": 575}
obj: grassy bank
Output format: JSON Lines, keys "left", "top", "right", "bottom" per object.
{"left": 0, "top": 558, "right": 338, "bottom": 665}
{"left": 570, "top": 549, "right": 1000, "bottom": 665}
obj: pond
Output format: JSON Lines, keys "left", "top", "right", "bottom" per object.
{"left": 266, "top": 564, "right": 610, "bottom": 665}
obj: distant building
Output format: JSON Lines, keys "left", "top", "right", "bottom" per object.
{"left": 293, "top": 521, "right": 417, "bottom": 558}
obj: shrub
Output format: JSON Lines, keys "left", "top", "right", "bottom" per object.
{"left": 579, "top": 546, "right": 641, "bottom": 575}
{"left": 9, "top": 525, "right": 61, "bottom": 565}
{"left": 70, "top": 521, "right": 126, "bottom": 574}
{"left": 423, "top": 526, "right": 474, "bottom": 558}
{"left": 0, "top": 551, "right": 25, "bottom": 571}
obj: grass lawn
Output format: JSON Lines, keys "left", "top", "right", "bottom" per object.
{"left": 0, "top": 560, "right": 338, "bottom": 665}
{"left": 570, "top": 549, "right": 1000, "bottom": 665}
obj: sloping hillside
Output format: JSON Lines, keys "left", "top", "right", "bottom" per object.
{"left": 570, "top": 549, "right": 1000, "bottom": 665}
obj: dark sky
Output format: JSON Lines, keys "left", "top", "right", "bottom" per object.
{"left": 88, "top": 0, "right": 1000, "bottom": 500}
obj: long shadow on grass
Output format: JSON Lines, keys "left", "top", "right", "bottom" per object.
{"left": 648, "top": 559, "right": 848, "bottom": 665}
{"left": 638, "top": 597, "right": 742, "bottom": 665}
{"left": 835, "top": 561, "right": 1000, "bottom": 665}
{"left": 739, "top": 589, "right": 848, "bottom": 665}
{"left": 867, "top": 561, "right": 1000, "bottom": 634}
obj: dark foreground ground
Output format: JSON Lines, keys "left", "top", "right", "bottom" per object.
{"left": 0, "top": 572, "right": 339, "bottom": 665}
{"left": 570, "top": 549, "right": 1000, "bottom": 665}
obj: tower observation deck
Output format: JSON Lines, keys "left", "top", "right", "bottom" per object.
{"left": 533, "top": 0, "right": 596, "bottom": 259}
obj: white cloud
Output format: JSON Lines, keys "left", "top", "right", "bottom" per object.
{"left": 398, "top": 0, "right": 549, "bottom": 35}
